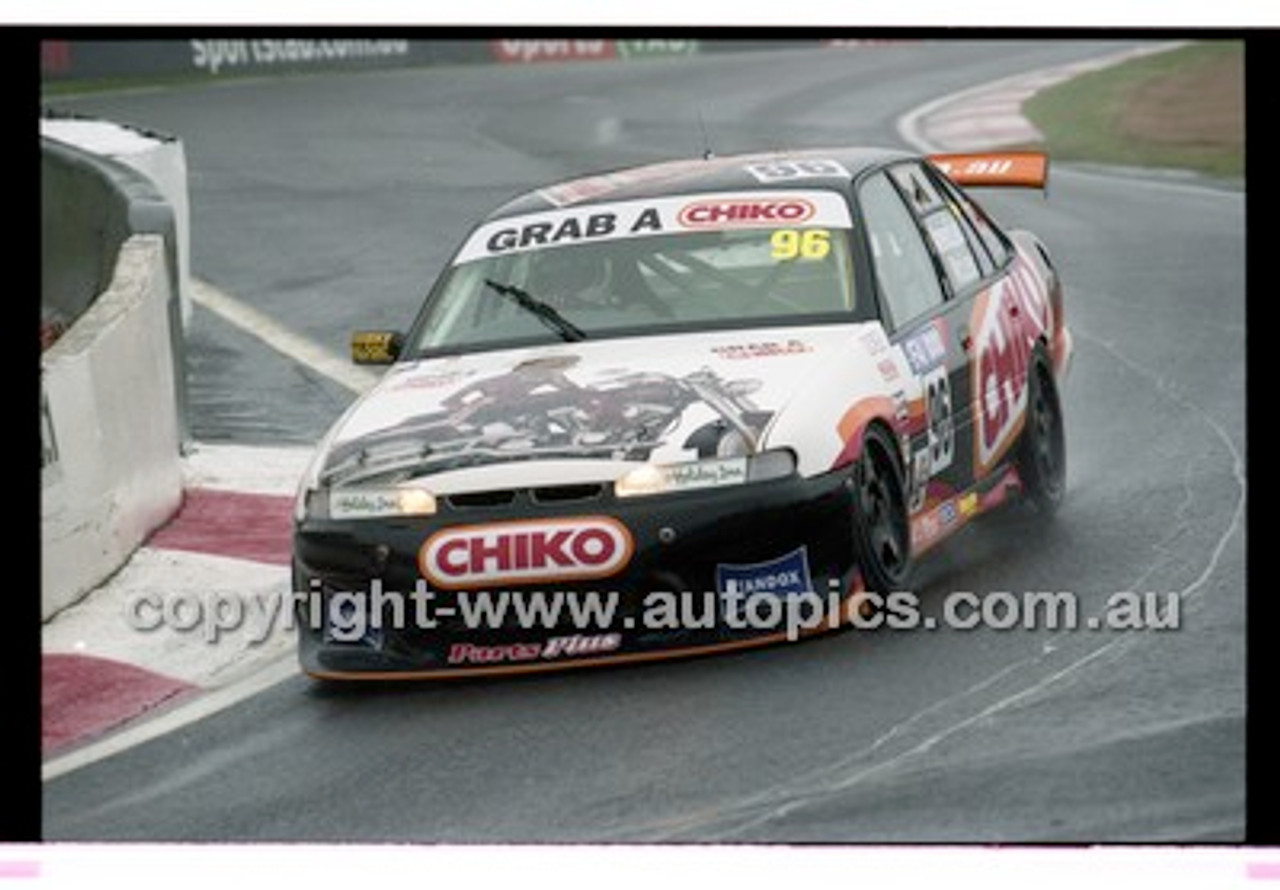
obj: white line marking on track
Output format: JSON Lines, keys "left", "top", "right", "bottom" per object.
{"left": 191, "top": 278, "right": 378, "bottom": 396}
{"left": 1073, "top": 325, "right": 1246, "bottom": 611}
{"left": 1052, "top": 164, "right": 1244, "bottom": 199}
{"left": 43, "top": 655, "right": 299, "bottom": 781}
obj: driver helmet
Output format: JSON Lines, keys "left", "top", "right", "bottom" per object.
{"left": 528, "top": 248, "right": 613, "bottom": 308}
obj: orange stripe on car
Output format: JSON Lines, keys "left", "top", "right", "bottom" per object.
{"left": 832, "top": 395, "right": 896, "bottom": 469}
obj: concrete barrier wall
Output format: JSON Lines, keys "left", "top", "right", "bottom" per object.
{"left": 41, "top": 234, "right": 184, "bottom": 620}
{"left": 41, "top": 128, "right": 191, "bottom": 439}
{"left": 40, "top": 140, "right": 135, "bottom": 328}
{"left": 41, "top": 132, "right": 189, "bottom": 619}
{"left": 42, "top": 116, "right": 192, "bottom": 329}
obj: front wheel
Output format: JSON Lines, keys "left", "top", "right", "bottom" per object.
{"left": 1017, "top": 358, "right": 1066, "bottom": 516}
{"left": 849, "top": 426, "right": 912, "bottom": 596}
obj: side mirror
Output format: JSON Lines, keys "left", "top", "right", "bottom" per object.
{"left": 350, "top": 330, "right": 404, "bottom": 365}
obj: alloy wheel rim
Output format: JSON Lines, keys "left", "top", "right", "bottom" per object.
{"left": 861, "top": 447, "right": 906, "bottom": 575}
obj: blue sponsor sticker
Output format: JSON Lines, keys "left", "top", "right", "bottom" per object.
{"left": 902, "top": 321, "right": 948, "bottom": 374}
{"left": 937, "top": 499, "right": 957, "bottom": 526}
{"left": 716, "top": 546, "right": 814, "bottom": 623}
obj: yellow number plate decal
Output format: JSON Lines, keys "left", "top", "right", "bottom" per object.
{"left": 770, "top": 228, "right": 831, "bottom": 261}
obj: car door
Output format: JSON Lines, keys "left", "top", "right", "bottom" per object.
{"left": 855, "top": 164, "right": 992, "bottom": 523}
{"left": 923, "top": 165, "right": 1039, "bottom": 483}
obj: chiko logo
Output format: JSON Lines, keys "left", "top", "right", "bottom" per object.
{"left": 971, "top": 270, "right": 1044, "bottom": 476}
{"left": 419, "top": 517, "right": 634, "bottom": 588}
{"left": 677, "top": 198, "right": 815, "bottom": 228}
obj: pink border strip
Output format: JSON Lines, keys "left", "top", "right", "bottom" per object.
{"left": 0, "top": 861, "right": 40, "bottom": 879}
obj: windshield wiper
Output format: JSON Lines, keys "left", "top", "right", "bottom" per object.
{"left": 483, "top": 278, "right": 586, "bottom": 343}
{"left": 320, "top": 442, "right": 436, "bottom": 487}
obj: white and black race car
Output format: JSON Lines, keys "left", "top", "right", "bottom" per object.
{"left": 292, "top": 147, "right": 1072, "bottom": 679}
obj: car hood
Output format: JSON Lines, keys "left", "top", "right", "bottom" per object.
{"left": 320, "top": 322, "right": 888, "bottom": 487}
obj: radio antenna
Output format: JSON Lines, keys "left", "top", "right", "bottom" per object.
{"left": 697, "top": 110, "right": 714, "bottom": 160}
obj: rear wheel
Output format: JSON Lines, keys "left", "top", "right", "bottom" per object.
{"left": 850, "top": 426, "right": 911, "bottom": 596}
{"left": 1017, "top": 358, "right": 1066, "bottom": 515}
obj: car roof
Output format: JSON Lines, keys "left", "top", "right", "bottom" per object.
{"left": 485, "top": 145, "right": 917, "bottom": 219}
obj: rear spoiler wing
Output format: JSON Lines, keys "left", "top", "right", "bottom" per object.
{"left": 927, "top": 151, "right": 1049, "bottom": 192}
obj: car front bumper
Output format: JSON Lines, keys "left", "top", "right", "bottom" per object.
{"left": 292, "top": 466, "right": 865, "bottom": 679}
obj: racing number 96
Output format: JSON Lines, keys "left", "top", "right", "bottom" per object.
{"left": 771, "top": 228, "right": 830, "bottom": 261}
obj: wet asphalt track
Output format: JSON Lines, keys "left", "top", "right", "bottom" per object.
{"left": 43, "top": 40, "right": 1246, "bottom": 842}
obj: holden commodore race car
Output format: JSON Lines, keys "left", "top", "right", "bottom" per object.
{"left": 292, "top": 147, "right": 1072, "bottom": 679}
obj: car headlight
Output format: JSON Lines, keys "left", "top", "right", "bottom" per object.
{"left": 303, "top": 485, "right": 438, "bottom": 521}
{"left": 614, "top": 449, "right": 796, "bottom": 499}
{"left": 292, "top": 405, "right": 361, "bottom": 524}
{"left": 715, "top": 428, "right": 753, "bottom": 459}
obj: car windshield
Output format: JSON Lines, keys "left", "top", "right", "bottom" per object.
{"left": 409, "top": 189, "right": 858, "bottom": 354}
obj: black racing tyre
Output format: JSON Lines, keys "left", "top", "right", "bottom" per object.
{"left": 849, "top": 425, "right": 912, "bottom": 596}
{"left": 1017, "top": 357, "right": 1066, "bottom": 516}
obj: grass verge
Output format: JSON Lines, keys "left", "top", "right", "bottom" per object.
{"left": 1023, "top": 40, "right": 1244, "bottom": 180}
